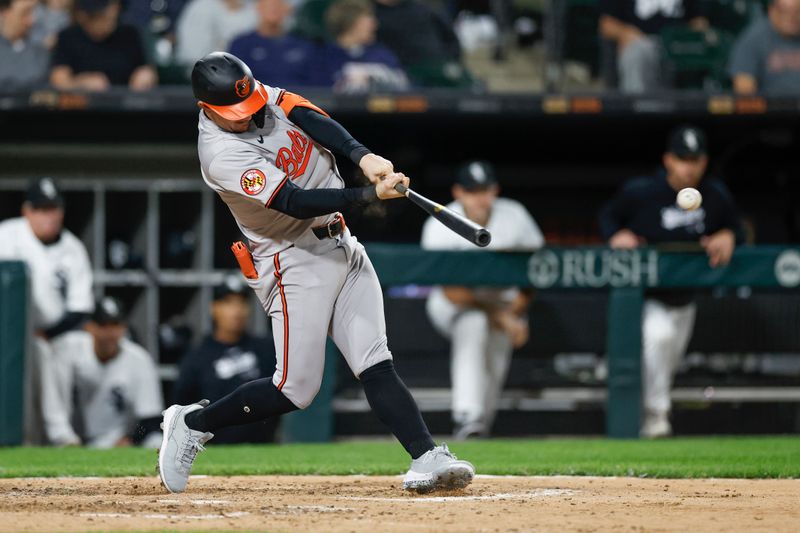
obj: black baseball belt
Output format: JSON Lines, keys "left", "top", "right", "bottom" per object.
{"left": 313, "top": 213, "right": 346, "bottom": 240}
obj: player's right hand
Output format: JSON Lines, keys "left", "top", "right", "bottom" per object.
{"left": 376, "top": 173, "right": 410, "bottom": 200}
{"left": 360, "top": 154, "right": 394, "bottom": 184}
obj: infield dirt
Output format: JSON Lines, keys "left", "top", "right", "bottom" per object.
{"left": 0, "top": 475, "right": 797, "bottom": 532}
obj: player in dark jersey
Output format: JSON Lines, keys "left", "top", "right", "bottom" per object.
{"left": 599, "top": 125, "right": 745, "bottom": 438}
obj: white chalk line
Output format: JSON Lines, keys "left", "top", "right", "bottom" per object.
{"left": 285, "top": 505, "right": 353, "bottom": 512}
{"left": 341, "top": 488, "right": 576, "bottom": 503}
{"left": 156, "top": 499, "right": 231, "bottom": 505}
{"left": 79, "top": 511, "right": 249, "bottom": 520}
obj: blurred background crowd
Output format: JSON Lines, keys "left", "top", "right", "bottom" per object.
{"left": 1, "top": 0, "right": 798, "bottom": 94}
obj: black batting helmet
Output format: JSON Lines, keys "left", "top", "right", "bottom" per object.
{"left": 191, "top": 52, "right": 268, "bottom": 121}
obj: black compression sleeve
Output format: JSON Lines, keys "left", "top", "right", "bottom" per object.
{"left": 43, "top": 311, "right": 89, "bottom": 339}
{"left": 287, "top": 106, "right": 371, "bottom": 164}
{"left": 269, "top": 177, "right": 378, "bottom": 219}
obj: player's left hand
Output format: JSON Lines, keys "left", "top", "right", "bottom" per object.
{"left": 700, "top": 229, "right": 735, "bottom": 268}
{"left": 376, "top": 172, "right": 410, "bottom": 199}
{"left": 359, "top": 154, "right": 394, "bottom": 184}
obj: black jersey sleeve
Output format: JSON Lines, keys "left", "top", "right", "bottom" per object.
{"left": 287, "top": 106, "right": 371, "bottom": 165}
{"left": 708, "top": 179, "right": 746, "bottom": 244}
{"left": 268, "top": 177, "right": 378, "bottom": 219}
{"left": 598, "top": 180, "right": 640, "bottom": 240}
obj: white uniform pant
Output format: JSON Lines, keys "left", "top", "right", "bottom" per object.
{"left": 642, "top": 299, "right": 697, "bottom": 417}
{"left": 246, "top": 230, "right": 392, "bottom": 409}
{"left": 24, "top": 336, "right": 80, "bottom": 445}
{"left": 426, "top": 289, "right": 513, "bottom": 427}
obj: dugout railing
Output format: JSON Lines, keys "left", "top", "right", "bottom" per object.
{"left": 361, "top": 244, "right": 800, "bottom": 438}
{"left": 1, "top": 238, "right": 799, "bottom": 442}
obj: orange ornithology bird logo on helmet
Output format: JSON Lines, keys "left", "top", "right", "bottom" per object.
{"left": 234, "top": 76, "right": 251, "bottom": 98}
{"left": 240, "top": 168, "right": 266, "bottom": 196}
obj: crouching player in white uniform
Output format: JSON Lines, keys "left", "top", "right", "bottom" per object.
{"left": 54, "top": 296, "right": 164, "bottom": 448}
{"left": 158, "top": 52, "right": 474, "bottom": 494}
{"left": 422, "top": 161, "right": 544, "bottom": 439}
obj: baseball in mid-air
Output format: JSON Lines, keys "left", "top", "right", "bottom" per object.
{"left": 677, "top": 187, "right": 702, "bottom": 210}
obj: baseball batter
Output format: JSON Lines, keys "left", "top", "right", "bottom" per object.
{"left": 0, "top": 177, "right": 93, "bottom": 446}
{"left": 422, "top": 161, "right": 544, "bottom": 439}
{"left": 159, "top": 51, "right": 474, "bottom": 494}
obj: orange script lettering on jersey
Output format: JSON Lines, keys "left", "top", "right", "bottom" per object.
{"left": 276, "top": 130, "right": 313, "bottom": 180}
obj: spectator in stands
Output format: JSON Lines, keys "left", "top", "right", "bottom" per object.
{"left": 50, "top": 0, "right": 158, "bottom": 91}
{"left": 0, "top": 177, "right": 94, "bottom": 446}
{"left": 175, "top": 0, "right": 256, "bottom": 65}
{"left": 121, "top": 0, "right": 188, "bottom": 37}
{"left": 318, "top": 0, "right": 409, "bottom": 91}
{"left": 599, "top": 0, "right": 708, "bottom": 93}
{"left": 173, "top": 277, "right": 279, "bottom": 443}
{"left": 31, "top": 0, "right": 71, "bottom": 49}
{"left": 55, "top": 297, "right": 164, "bottom": 448}
{"left": 228, "top": 0, "right": 316, "bottom": 88}
{"left": 373, "top": 0, "right": 469, "bottom": 87}
{"left": 729, "top": 0, "right": 800, "bottom": 95}
{"left": 598, "top": 126, "right": 745, "bottom": 438}
{"left": 422, "top": 161, "right": 544, "bottom": 440}
{"left": 0, "top": 0, "right": 50, "bottom": 90}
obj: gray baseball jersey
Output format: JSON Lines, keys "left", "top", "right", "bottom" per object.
{"left": 0, "top": 217, "right": 93, "bottom": 329}
{"left": 198, "top": 86, "right": 343, "bottom": 259}
{"left": 55, "top": 331, "right": 164, "bottom": 448}
{"left": 197, "top": 88, "right": 392, "bottom": 408}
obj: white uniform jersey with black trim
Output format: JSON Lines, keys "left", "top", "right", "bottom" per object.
{"left": 197, "top": 85, "right": 344, "bottom": 259}
{"left": 0, "top": 217, "right": 93, "bottom": 329}
{"left": 421, "top": 197, "right": 544, "bottom": 305}
{"left": 57, "top": 331, "right": 164, "bottom": 448}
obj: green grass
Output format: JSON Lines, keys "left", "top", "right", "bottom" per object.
{"left": 0, "top": 437, "right": 798, "bottom": 479}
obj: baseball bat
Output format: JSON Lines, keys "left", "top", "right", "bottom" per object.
{"left": 394, "top": 183, "right": 491, "bottom": 247}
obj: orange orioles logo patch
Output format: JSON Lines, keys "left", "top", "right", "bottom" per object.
{"left": 276, "top": 130, "right": 313, "bottom": 180}
{"left": 234, "top": 76, "right": 251, "bottom": 98}
{"left": 240, "top": 168, "right": 266, "bottom": 196}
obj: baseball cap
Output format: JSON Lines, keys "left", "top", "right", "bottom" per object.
{"left": 25, "top": 177, "right": 64, "bottom": 208}
{"left": 667, "top": 126, "right": 707, "bottom": 158}
{"left": 213, "top": 275, "right": 249, "bottom": 301}
{"left": 75, "top": 0, "right": 114, "bottom": 13}
{"left": 92, "top": 296, "right": 125, "bottom": 325}
{"left": 456, "top": 161, "right": 498, "bottom": 191}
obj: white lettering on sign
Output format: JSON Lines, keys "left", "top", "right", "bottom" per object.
{"left": 527, "top": 249, "right": 659, "bottom": 289}
{"left": 775, "top": 250, "right": 800, "bottom": 287}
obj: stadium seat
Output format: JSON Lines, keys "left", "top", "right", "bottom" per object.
{"left": 660, "top": 27, "right": 735, "bottom": 90}
{"left": 292, "top": 0, "right": 334, "bottom": 42}
{"left": 703, "top": 0, "right": 767, "bottom": 35}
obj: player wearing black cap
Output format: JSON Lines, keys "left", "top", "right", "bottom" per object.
{"left": 0, "top": 177, "right": 94, "bottom": 446}
{"left": 599, "top": 125, "right": 745, "bottom": 438}
{"left": 173, "top": 277, "right": 279, "bottom": 444}
{"left": 422, "top": 161, "right": 545, "bottom": 440}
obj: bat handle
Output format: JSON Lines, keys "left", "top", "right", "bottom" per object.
{"left": 393, "top": 183, "right": 409, "bottom": 196}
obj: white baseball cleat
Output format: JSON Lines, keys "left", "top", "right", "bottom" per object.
{"left": 157, "top": 400, "right": 214, "bottom": 493}
{"left": 402, "top": 444, "right": 475, "bottom": 493}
